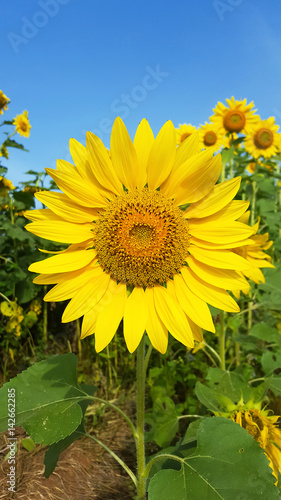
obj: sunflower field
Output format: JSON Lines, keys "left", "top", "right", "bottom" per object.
{"left": 1, "top": 91, "right": 281, "bottom": 499}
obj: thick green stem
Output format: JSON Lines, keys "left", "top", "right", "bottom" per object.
{"left": 76, "top": 319, "right": 82, "bottom": 359}
{"left": 136, "top": 335, "right": 146, "bottom": 500}
{"left": 219, "top": 311, "right": 226, "bottom": 371}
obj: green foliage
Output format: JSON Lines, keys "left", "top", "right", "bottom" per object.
{"left": 148, "top": 418, "right": 280, "bottom": 499}
{"left": 145, "top": 396, "right": 179, "bottom": 447}
{"left": 0, "top": 353, "right": 95, "bottom": 445}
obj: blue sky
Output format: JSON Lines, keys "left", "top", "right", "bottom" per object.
{"left": 1, "top": 0, "right": 281, "bottom": 187}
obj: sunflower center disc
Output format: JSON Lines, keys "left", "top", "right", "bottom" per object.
{"left": 223, "top": 110, "right": 246, "bottom": 132}
{"left": 254, "top": 128, "right": 273, "bottom": 149}
{"left": 204, "top": 131, "right": 217, "bottom": 146}
{"left": 94, "top": 189, "right": 190, "bottom": 287}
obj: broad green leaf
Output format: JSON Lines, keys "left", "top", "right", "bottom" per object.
{"left": 145, "top": 397, "right": 179, "bottom": 447}
{"left": 0, "top": 354, "right": 95, "bottom": 445}
{"left": 267, "top": 377, "right": 281, "bottom": 396}
{"left": 148, "top": 418, "right": 279, "bottom": 500}
{"left": 262, "top": 351, "right": 281, "bottom": 375}
{"left": 250, "top": 323, "right": 281, "bottom": 343}
{"left": 206, "top": 368, "right": 252, "bottom": 403}
{"left": 195, "top": 382, "right": 220, "bottom": 412}
{"left": 44, "top": 384, "right": 95, "bottom": 477}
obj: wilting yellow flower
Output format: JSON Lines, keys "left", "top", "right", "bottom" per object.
{"left": 0, "top": 301, "right": 24, "bottom": 337}
{"left": 0, "top": 145, "right": 9, "bottom": 159}
{"left": 0, "top": 91, "right": 10, "bottom": 115}
{"left": 244, "top": 117, "right": 280, "bottom": 159}
{"left": 231, "top": 408, "right": 281, "bottom": 483}
{"left": 210, "top": 97, "right": 259, "bottom": 135}
{"left": 26, "top": 118, "right": 255, "bottom": 354}
{"left": 13, "top": 110, "right": 31, "bottom": 138}
{"left": 198, "top": 122, "right": 227, "bottom": 152}
{"left": 175, "top": 123, "right": 197, "bottom": 145}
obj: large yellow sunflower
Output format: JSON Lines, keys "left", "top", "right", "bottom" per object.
{"left": 13, "top": 110, "right": 31, "bottom": 138}
{"left": 0, "top": 90, "right": 10, "bottom": 115}
{"left": 210, "top": 97, "right": 259, "bottom": 135}
{"left": 231, "top": 407, "right": 281, "bottom": 484}
{"left": 175, "top": 123, "right": 197, "bottom": 145}
{"left": 244, "top": 117, "right": 280, "bottom": 159}
{"left": 26, "top": 118, "right": 255, "bottom": 354}
{"left": 198, "top": 122, "right": 227, "bottom": 152}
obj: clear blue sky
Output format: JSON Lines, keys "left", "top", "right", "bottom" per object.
{"left": 1, "top": 0, "right": 281, "bottom": 187}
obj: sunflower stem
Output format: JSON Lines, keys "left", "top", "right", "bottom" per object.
{"left": 43, "top": 286, "right": 48, "bottom": 345}
{"left": 219, "top": 310, "right": 226, "bottom": 371}
{"left": 136, "top": 335, "right": 146, "bottom": 500}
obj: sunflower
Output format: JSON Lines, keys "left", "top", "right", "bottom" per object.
{"left": 244, "top": 117, "right": 280, "bottom": 159}
{"left": 198, "top": 122, "right": 227, "bottom": 152}
{"left": 13, "top": 110, "right": 31, "bottom": 138}
{"left": 175, "top": 123, "right": 197, "bottom": 145}
{"left": 231, "top": 408, "right": 281, "bottom": 484}
{"left": 210, "top": 97, "right": 259, "bottom": 135}
{"left": 0, "top": 145, "right": 9, "bottom": 159}
{"left": 26, "top": 118, "right": 255, "bottom": 354}
{"left": 0, "top": 176, "right": 15, "bottom": 195}
{"left": 0, "top": 91, "right": 10, "bottom": 115}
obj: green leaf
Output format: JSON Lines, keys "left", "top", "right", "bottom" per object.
{"left": 21, "top": 438, "right": 36, "bottom": 452}
{"left": 145, "top": 397, "right": 179, "bottom": 447}
{"left": 0, "top": 354, "right": 95, "bottom": 445}
{"left": 267, "top": 377, "right": 281, "bottom": 396}
{"left": 4, "top": 138, "right": 28, "bottom": 151}
{"left": 250, "top": 323, "right": 281, "bottom": 343}
{"left": 195, "top": 382, "right": 220, "bottom": 412}
{"left": 148, "top": 418, "right": 279, "bottom": 500}
{"left": 44, "top": 384, "right": 95, "bottom": 477}
{"left": 261, "top": 350, "right": 281, "bottom": 375}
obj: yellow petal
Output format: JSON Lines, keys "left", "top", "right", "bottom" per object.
{"left": 174, "top": 154, "right": 222, "bottom": 205}
{"left": 145, "top": 288, "right": 168, "bottom": 354}
{"left": 110, "top": 117, "right": 139, "bottom": 190}
{"left": 86, "top": 132, "right": 123, "bottom": 195}
{"left": 200, "top": 200, "right": 249, "bottom": 223}
{"left": 243, "top": 267, "right": 265, "bottom": 284}
{"left": 44, "top": 265, "right": 103, "bottom": 301}
{"left": 184, "top": 177, "right": 241, "bottom": 219}
{"left": 35, "top": 191, "right": 99, "bottom": 223}
{"left": 181, "top": 266, "right": 239, "bottom": 313}
{"left": 26, "top": 220, "right": 93, "bottom": 244}
{"left": 95, "top": 282, "right": 127, "bottom": 352}
{"left": 80, "top": 307, "right": 99, "bottom": 339}
{"left": 171, "top": 275, "right": 215, "bottom": 332}
{"left": 45, "top": 168, "right": 107, "bottom": 208}
{"left": 62, "top": 272, "right": 110, "bottom": 323}
{"left": 25, "top": 208, "right": 63, "bottom": 222}
{"left": 188, "top": 220, "right": 254, "bottom": 244}
{"left": 133, "top": 119, "right": 154, "bottom": 188}
{"left": 188, "top": 246, "right": 253, "bottom": 271}
{"left": 124, "top": 287, "right": 147, "bottom": 353}
{"left": 153, "top": 286, "right": 194, "bottom": 348}
{"left": 162, "top": 148, "right": 213, "bottom": 199}
{"left": 174, "top": 132, "right": 201, "bottom": 168}
{"left": 147, "top": 120, "right": 176, "bottom": 190}
{"left": 186, "top": 316, "right": 203, "bottom": 342}
{"left": 29, "top": 248, "right": 96, "bottom": 274}
{"left": 190, "top": 235, "right": 255, "bottom": 250}
{"left": 186, "top": 255, "right": 249, "bottom": 290}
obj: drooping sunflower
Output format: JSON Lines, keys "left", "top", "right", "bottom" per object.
{"left": 198, "top": 122, "right": 227, "bottom": 152}
{"left": 244, "top": 117, "right": 280, "bottom": 159}
{"left": 0, "top": 90, "right": 10, "bottom": 115}
{"left": 13, "top": 110, "right": 31, "bottom": 138}
{"left": 231, "top": 407, "right": 281, "bottom": 484}
{"left": 210, "top": 97, "right": 259, "bottom": 135}
{"left": 26, "top": 118, "right": 255, "bottom": 354}
{"left": 175, "top": 123, "right": 197, "bottom": 145}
